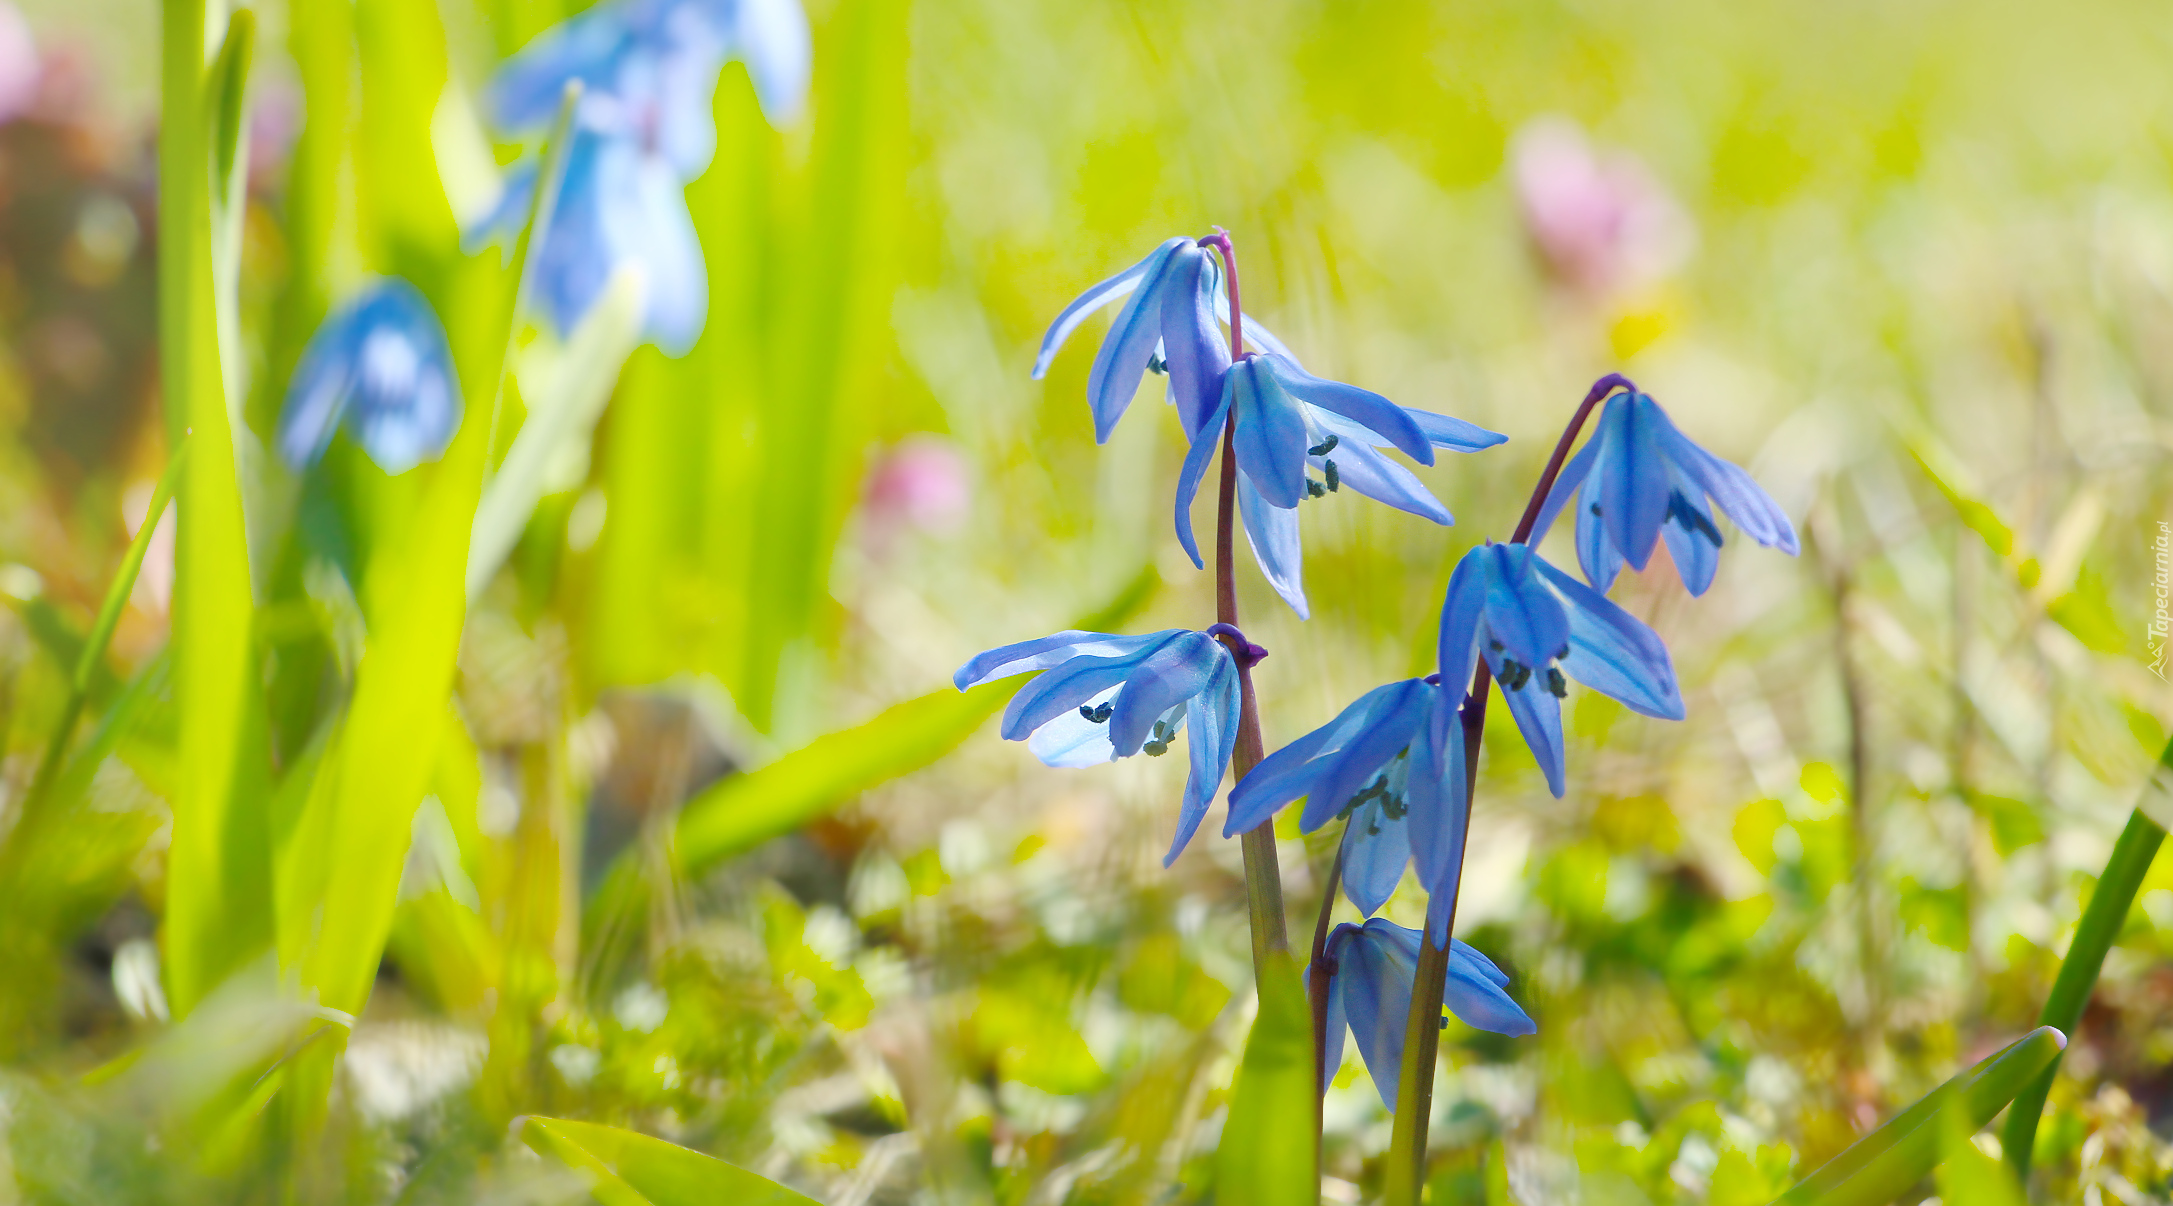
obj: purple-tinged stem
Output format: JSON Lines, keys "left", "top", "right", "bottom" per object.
{"left": 1383, "top": 372, "right": 1633, "bottom": 1204}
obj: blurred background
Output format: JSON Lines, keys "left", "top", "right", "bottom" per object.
{"left": 0, "top": 0, "right": 2170, "bottom": 1202}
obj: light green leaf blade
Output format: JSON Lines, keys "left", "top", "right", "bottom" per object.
{"left": 1214, "top": 948, "right": 1317, "bottom": 1206}
{"left": 519, "top": 1116, "right": 819, "bottom": 1206}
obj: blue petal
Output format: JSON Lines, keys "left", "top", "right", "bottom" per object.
{"left": 1405, "top": 689, "right": 1469, "bottom": 927}
{"left": 1435, "top": 552, "right": 1488, "bottom": 692}
{"left": 1026, "top": 686, "right": 1120, "bottom": 767}
{"left": 1306, "top": 428, "right": 1452, "bottom": 525}
{"left": 1034, "top": 237, "right": 1183, "bottom": 381}
{"left": 1528, "top": 435, "right": 1599, "bottom": 547}
{"left": 1531, "top": 558, "right": 1684, "bottom": 720}
{"left": 1299, "top": 680, "right": 1428, "bottom": 832}
{"left": 486, "top": 5, "right": 632, "bottom": 134}
{"left": 1260, "top": 355, "right": 1432, "bottom": 465}
{"left": 598, "top": 139, "right": 707, "bottom": 354}
{"left": 327, "top": 281, "right": 464, "bottom": 475}
{"left": 1223, "top": 702, "right": 1353, "bottom": 835}
{"left": 1661, "top": 461, "right": 1723, "bottom": 596}
{"left": 1238, "top": 470, "right": 1309, "bottom": 618}
{"left": 1173, "top": 386, "right": 1232, "bottom": 569}
{"left": 1229, "top": 358, "right": 1312, "bottom": 509}
{"left": 998, "top": 642, "right": 1177, "bottom": 739}
{"left": 730, "top": 0, "right": 812, "bottom": 125}
{"left": 277, "top": 308, "right": 360, "bottom": 470}
{"left": 1316, "top": 926, "right": 1356, "bottom": 1091}
{"left": 1495, "top": 677, "right": 1566, "bottom": 797}
{"left": 1343, "top": 918, "right": 1427, "bottom": 1112}
{"left": 527, "top": 132, "right": 618, "bottom": 339}
{"left": 1086, "top": 241, "right": 1186, "bottom": 442}
{"left": 954, "top": 630, "right": 1168, "bottom": 689}
{"left": 1170, "top": 655, "right": 1241, "bottom": 864}
{"left": 1445, "top": 943, "right": 1534, "bottom": 1036}
{"left": 1655, "top": 409, "right": 1800, "bottom": 554}
{"left": 1339, "top": 798, "right": 1412, "bottom": 916}
{"left": 1107, "top": 631, "right": 1226, "bottom": 757}
{"left": 1406, "top": 408, "right": 1507, "bottom": 454}
{"left": 1479, "top": 545, "right": 1571, "bottom": 674}
{"left": 1159, "top": 242, "right": 1231, "bottom": 439}
{"left": 1595, "top": 393, "right": 1673, "bottom": 573}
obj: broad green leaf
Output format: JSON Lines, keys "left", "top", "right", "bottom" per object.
{"left": 519, "top": 1116, "right": 819, "bottom": 1206}
{"left": 1773, "top": 1025, "right": 2065, "bottom": 1205}
{"left": 1214, "top": 948, "right": 1317, "bottom": 1206}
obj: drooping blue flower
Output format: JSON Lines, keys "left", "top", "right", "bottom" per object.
{"left": 1223, "top": 677, "right": 1467, "bottom": 925}
{"left": 278, "top": 280, "right": 463, "bottom": 475}
{"left": 1174, "top": 353, "right": 1505, "bottom": 616}
{"left": 1532, "top": 388, "right": 1799, "bottom": 595}
{"left": 472, "top": 128, "right": 708, "bottom": 355}
{"left": 487, "top": 0, "right": 810, "bottom": 176}
{"left": 473, "top": 0, "right": 810, "bottom": 354}
{"left": 1317, "top": 918, "right": 1534, "bottom": 1112}
{"left": 1032, "top": 236, "right": 1235, "bottom": 442}
{"left": 954, "top": 629, "right": 1242, "bottom": 865}
{"left": 1438, "top": 541, "right": 1683, "bottom": 806}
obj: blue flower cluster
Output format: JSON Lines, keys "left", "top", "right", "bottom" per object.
{"left": 277, "top": 281, "right": 462, "bottom": 474}
{"left": 962, "top": 235, "right": 1799, "bottom": 1112}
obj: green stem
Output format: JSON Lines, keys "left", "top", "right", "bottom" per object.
{"left": 484, "top": 81, "right": 584, "bottom": 476}
{"left": 19, "top": 442, "right": 189, "bottom": 816}
{"left": 1999, "top": 737, "right": 2173, "bottom": 1180}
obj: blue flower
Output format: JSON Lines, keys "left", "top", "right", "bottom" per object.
{"left": 1317, "top": 918, "right": 1534, "bottom": 1112}
{"left": 954, "top": 629, "right": 1241, "bottom": 865}
{"left": 1438, "top": 542, "right": 1683, "bottom": 805}
{"left": 1223, "top": 677, "right": 1467, "bottom": 925}
{"left": 1532, "top": 389, "right": 1799, "bottom": 595}
{"left": 486, "top": 0, "right": 810, "bottom": 177}
{"left": 1032, "top": 236, "right": 1235, "bottom": 442}
{"left": 473, "top": 128, "right": 708, "bottom": 355}
{"left": 1175, "top": 353, "right": 1504, "bottom": 616}
{"left": 278, "top": 280, "right": 463, "bottom": 475}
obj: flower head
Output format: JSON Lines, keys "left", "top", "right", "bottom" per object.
{"left": 1032, "top": 236, "right": 1234, "bottom": 442}
{"left": 1532, "top": 389, "right": 1799, "bottom": 595}
{"left": 473, "top": 128, "right": 707, "bottom": 355}
{"left": 1318, "top": 918, "right": 1534, "bottom": 1112}
{"left": 1224, "top": 677, "right": 1467, "bottom": 924}
{"left": 278, "top": 280, "right": 463, "bottom": 475}
{"left": 1440, "top": 542, "right": 1683, "bottom": 803}
{"left": 954, "top": 628, "right": 1243, "bottom": 864}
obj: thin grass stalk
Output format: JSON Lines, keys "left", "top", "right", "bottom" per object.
{"left": 1999, "top": 739, "right": 2173, "bottom": 1179}
{"left": 1383, "top": 372, "right": 1631, "bottom": 1204}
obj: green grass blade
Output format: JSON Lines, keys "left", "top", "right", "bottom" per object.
{"left": 1774, "top": 1026, "right": 2066, "bottom": 1206}
{"left": 1214, "top": 948, "right": 1318, "bottom": 1206}
{"left": 519, "top": 1116, "right": 819, "bottom": 1206}
{"left": 1999, "top": 736, "right": 2173, "bottom": 1178}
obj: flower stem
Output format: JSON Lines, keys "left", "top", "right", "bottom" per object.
{"left": 1309, "top": 837, "right": 1347, "bottom": 1149}
{"left": 1384, "top": 372, "right": 1632, "bottom": 1204}
{"left": 1203, "top": 230, "right": 1288, "bottom": 970}
{"left": 2000, "top": 740, "right": 2173, "bottom": 1180}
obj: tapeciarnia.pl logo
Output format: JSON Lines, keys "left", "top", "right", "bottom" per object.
{"left": 2151, "top": 520, "right": 2170, "bottom": 680}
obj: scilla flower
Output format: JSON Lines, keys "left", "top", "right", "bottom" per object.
{"left": 1318, "top": 919, "right": 1534, "bottom": 1111}
{"left": 278, "top": 280, "right": 462, "bottom": 475}
{"left": 1175, "top": 353, "right": 1504, "bottom": 616}
{"left": 1032, "top": 236, "right": 1235, "bottom": 443}
{"left": 1532, "top": 388, "right": 1798, "bottom": 595}
{"left": 1439, "top": 542, "right": 1682, "bottom": 806}
{"left": 1223, "top": 677, "right": 1466, "bottom": 921}
{"left": 954, "top": 628, "right": 1249, "bottom": 864}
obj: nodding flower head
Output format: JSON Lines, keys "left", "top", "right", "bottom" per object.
{"left": 954, "top": 628, "right": 1243, "bottom": 865}
{"left": 1224, "top": 676, "right": 1469, "bottom": 926}
{"left": 1439, "top": 541, "right": 1683, "bottom": 802}
{"left": 1318, "top": 919, "right": 1534, "bottom": 1112}
{"left": 278, "top": 280, "right": 463, "bottom": 476}
{"left": 1032, "top": 236, "right": 1238, "bottom": 444}
{"left": 1532, "top": 388, "right": 1798, "bottom": 596}
{"left": 486, "top": 0, "right": 810, "bottom": 177}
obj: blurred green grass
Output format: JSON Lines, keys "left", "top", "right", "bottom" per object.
{"left": 0, "top": 0, "right": 2167, "bottom": 1202}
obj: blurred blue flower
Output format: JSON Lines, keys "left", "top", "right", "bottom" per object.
{"left": 1223, "top": 677, "right": 1467, "bottom": 922}
{"left": 1174, "top": 353, "right": 1504, "bottom": 616}
{"left": 1439, "top": 542, "right": 1682, "bottom": 804}
{"left": 487, "top": 0, "right": 810, "bottom": 176}
{"left": 1317, "top": 918, "right": 1534, "bottom": 1111}
{"left": 278, "top": 280, "right": 463, "bottom": 475}
{"left": 474, "top": 0, "right": 810, "bottom": 354}
{"left": 473, "top": 129, "right": 708, "bottom": 355}
{"left": 954, "top": 629, "right": 1241, "bottom": 865}
{"left": 1532, "top": 389, "right": 1799, "bottom": 595}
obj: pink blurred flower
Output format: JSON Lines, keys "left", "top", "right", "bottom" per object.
{"left": 864, "top": 436, "right": 969, "bottom": 547}
{"left": 1512, "top": 117, "right": 1692, "bottom": 297}
{"left": 0, "top": 3, "right": 37, "bottom": 124}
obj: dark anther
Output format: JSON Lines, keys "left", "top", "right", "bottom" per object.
{"left": 1498, "top": 658, "right": 1531, "bottom": 690}
{"left": 1323, "top": 459, "right": 1340, "bottom": 492}
{"left": 1556, "top": 645, "right": 1569, "bottom": 661}
{"left": 1544, "top": 667, "right": 1567, "bottom": 698}
{"left": 1667, "top": 490, "right": 1724, "bottom": 547}
{"left": 1488, "top": 639, "right": 1504, "bottom": 652}
{"left": 1308, "top": 434, "right": 1340, "bottom": 457}
{"left": 1147, "top": 353, "right": 1168, "bottom": 375}
{"left": 1381, "top": 792, "right": 1408, "bottom": 821}
{"left": 1439, "top": 1016, "right": 1449, "bottom": 1030}
{"left": 1305, "top": 478, "right": 1326, "bottom": 499}
{"left": 1143, "top": 739, "right": 1169, "bottom": 756}
{"left": 1590, "top": 502, "right": 1604, "bottom": 517}
{"left": 1079, "top": 702, "right": 1114, "bottom": 724}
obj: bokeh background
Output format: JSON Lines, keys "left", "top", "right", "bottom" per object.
{"left": 0, "top": 0, "right": 2171, "bottom": 1202}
